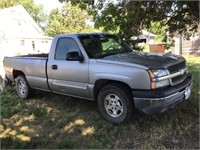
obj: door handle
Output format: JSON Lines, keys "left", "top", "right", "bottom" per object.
{"left": 52, "top": 65, "right": 58, "bottom": 70}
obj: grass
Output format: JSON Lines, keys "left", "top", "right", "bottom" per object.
{"left": 0, "top": 56, "right": 199, "bottom": 149}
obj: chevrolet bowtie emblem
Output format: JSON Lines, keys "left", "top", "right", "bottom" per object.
{"left": 180, "top": 69, "right": 184, "bottom": 75}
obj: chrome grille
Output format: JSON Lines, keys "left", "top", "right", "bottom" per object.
{"left": 171, "top": 72, "right": 187, "bottom": 83}
{"left": 168, "top": 61, "right": 186, "bottom": 74}
{"left": 168, "top": 61, "right": 187, "bottom": 85}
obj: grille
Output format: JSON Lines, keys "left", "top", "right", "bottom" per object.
{"left": 171, "top": 72, "right": 187, "bottom": 83}
{"left": 168, "top": 61, "right": 187, "bottom": 85}
{"left": 168, "top": 61, "right": 186, "bottom": 74}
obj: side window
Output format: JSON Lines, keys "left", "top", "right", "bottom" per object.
{"left": 55, "top": 38, "right": 81, "bottom": 60}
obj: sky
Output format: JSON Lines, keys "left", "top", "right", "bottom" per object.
{"left": 34, "top": 0, "right": 63, "bottom": 13}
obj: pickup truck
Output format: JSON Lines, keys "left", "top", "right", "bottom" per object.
{"left": 4, "top": 33, "right": 192, "bottom": 123}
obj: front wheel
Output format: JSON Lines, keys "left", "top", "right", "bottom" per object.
{"left": 97, "top": 84, "right": 135, "bottom": 124}
{"left": 16, "top": 75, "right": 33, "bottom": 99}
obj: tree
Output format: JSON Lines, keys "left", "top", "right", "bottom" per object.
{"left": 58, "top": 1, "right": 199, "bottom": 47}
{"left": 0, "top": 0, "right": 47, "bottom": 28}
{"left": 95, "top": 1, "right": 199, "bottom": 45}
{"left": 45, "top": 2, "right": 94, "bottom": 37}
{"left": 44, "top": 8, "right": 66, "bottom": 36}
{"left": 146, "top": 21, "right": 167, "bottom": 43}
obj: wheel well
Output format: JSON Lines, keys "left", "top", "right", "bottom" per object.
{"left": 13, "top": 70, "right": 25, "bottom": 79}
{"left": 94, "top": 79, "right": 132, "bottom": 101}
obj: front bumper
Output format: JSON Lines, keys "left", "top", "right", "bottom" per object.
{"left": 133, "top": 74, "right": 192, "bottom": 114}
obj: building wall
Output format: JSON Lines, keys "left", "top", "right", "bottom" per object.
{"left": 0, "top": 5, "right": 53, "bottom": 59}
{"left": 182, "top": 36, "right": 200, "bottom": 55}
{"left": 0, "top": 38, "right": 52, "bottom": 58}
{"left": 172, "top": 34, "right": 200, "bottom": 55}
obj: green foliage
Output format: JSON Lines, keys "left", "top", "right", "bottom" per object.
{"left": 140, "top": 43, "right": 149, "bottom": 51}
{"left": 45, "top": 3, "right": 94, "bottom": 36}
{"left": 61, "top": 1, "right": 199, "bottom": 47}
{"left": 94, "top": 1, "right": 199, "bottom": 42}
{"left": 0, "top": 0, "right": 47, "bottom": 28}
{"left": 167, "top": 1, "right": 199, "bottom": 38}
{"left": 147, "top": 21, "right": 167, "bottom": 43}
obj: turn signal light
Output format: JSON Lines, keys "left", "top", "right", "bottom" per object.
{"left": 151, "top": 82, "right": 156, "bottom": 89}
{"left": 147, "top": 70, "right": 154, "bottom": 78}
{"left": 148, "top": 70, "right": 156, "bottom": 89}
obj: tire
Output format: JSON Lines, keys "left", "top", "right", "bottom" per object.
{"left": 97, "top": 83, "right": 135, "bottom": 124}
{"left": 15, "top": 75, "right": 33, "bottom": 99}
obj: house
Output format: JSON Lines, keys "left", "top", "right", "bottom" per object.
{"left": 131, "top": 30, "right": 156, "bottom": 45}
{"left": 0, "top": 5, "right": 52, "bottom": 59}
{"left": 139, "top": 30, "right": 156, "bottom": 44}
{"left": 131, "top": 30, "right": 160, "bottom": 52}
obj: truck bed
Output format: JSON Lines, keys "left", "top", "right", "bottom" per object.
{"left": 4, "top": 54, "right": 49, "bottom": 91}
{"left": 16, "top": 53, "right": 48, "bottom": 58}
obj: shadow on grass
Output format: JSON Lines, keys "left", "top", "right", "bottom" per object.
{"left": 1, "top": 83, "right": 199, "bottom": 149}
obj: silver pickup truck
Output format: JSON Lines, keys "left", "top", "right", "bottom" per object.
{"left": 4, "top": 33, "right": 192, "bottom": 123}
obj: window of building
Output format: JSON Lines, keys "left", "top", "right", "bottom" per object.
{"left": 21, "top": 40, "right": 25, "bottom": 46}
{"left": 18, "top": 21, "right": 21, "bottom": 26}
{"left": 32, "top": 41, "right": 35, "bottom": 51}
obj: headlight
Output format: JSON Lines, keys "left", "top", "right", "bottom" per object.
{"left": 148, "top": 69, "right": 169, "bottom": 89}
{"left": 149, "top": 69, "right": 168, "bottom": 78}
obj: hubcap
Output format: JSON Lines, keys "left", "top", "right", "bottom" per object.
{"left": 104, "top": 94, "right": 123, "bottom": 118}
{"left": 18, "top": 80, "right": 27, "bottom": 96}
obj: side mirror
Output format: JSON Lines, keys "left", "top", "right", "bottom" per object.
{"left": 66, "top": 51, "right": 84, "bottom": 62}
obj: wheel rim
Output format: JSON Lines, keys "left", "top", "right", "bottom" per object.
{"left": 104, "top": 94, "right": 123, "bottom": 118}
{"left": 18, "top": 80, "right": 27, "bottom": 96}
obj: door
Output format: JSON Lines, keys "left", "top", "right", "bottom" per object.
{"left": 47, "top": 37, "right": 89, "bottom": 99}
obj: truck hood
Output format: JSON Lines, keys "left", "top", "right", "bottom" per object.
{"left": 97, "top": 51, "right": 185, "bottom": 69}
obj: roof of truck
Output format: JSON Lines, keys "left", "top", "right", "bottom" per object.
{"left": 56, "top": 32, "right": 112, "bottom": 37}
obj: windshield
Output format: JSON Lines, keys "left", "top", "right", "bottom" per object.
{"left": 78, "top": 34, "right": 132, "bottom": 58}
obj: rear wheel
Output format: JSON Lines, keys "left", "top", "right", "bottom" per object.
{"left": 97, "top": 83, "right": 135, "bottom": 124}
{"left": 16, "top": 75, "right": 33, "bottom": 99}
